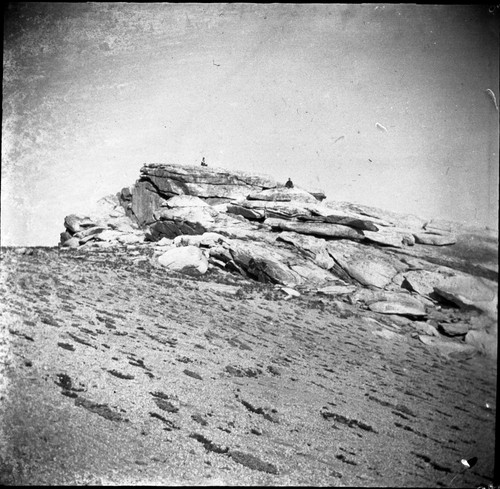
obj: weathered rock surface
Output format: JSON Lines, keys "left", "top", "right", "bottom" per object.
{"left": 64, "top": 215, "right": 96, "bottom": 234}
{"left": 58, "top": 163, "right": 497, "bottom": 360}
{"left": 326, "top": 240, "right": 405, "bottom": 289}
{"left": 161, "top": 195, "right": 210, "bottom": 208}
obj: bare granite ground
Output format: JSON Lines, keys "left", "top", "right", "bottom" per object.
{"left": 0, "top": 246, "right": 496, "bottom": 487}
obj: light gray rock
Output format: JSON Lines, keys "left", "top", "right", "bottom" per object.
{"left": 279, "top": 287, "right": 301, "bottom": 298}
{"left": 78, "top": 234, "right": 100, "bottom": 245}
{"left": 402, "top": 270, "right": 443, "bottom": 297}
{"left": 423, "top": 219, "right": 455, "bottom": 233}
{"left": 123, "top": 180, "right": 169, "bottom": 227}
{"left": 317, "top": 284, "right": 357, "bottom": 296}
{"left": 320, "top": 214, "right": 380, "bottom": 232}
{"left": 61, "top": 237, "right": 80, "bottom": 248}
{"left": 465, "top": 330, "right": 497, "bottom": 360}
{"left": 148, "top": 219, "right": 208, "bottom": 240}
{"left": 438, "top": 322, "right": 471, "bottom": 337}
{"left": 228, "top": 241, "right": 302, "bottom": 286}
{"left": 157, "top": 245, "right": 208, "bottom": 274}
{"left": 74, "top": 226, "right": 107, "bottom": 239}
{"left": 240, "top": 200, "right": 314, "bottom": 220}
{"left": 288, "top": 262, "right": 339, "bottom": 285}
{"left": 173, "top": 232, "right": 228, "bottom": 248}
{"left": 108, "top": 217, "right": 137, "bottom": 233}
{"left": 247, "top": 257, "right": 301, "bottom": 285}
{"left": 161, "top": 195, "right": 210, "bottom": 208}
{"left": 326, "top": 201, "right": 428, "bottom": 230}
{"left": 433, "top": 274, "right": 497, "bottom": 316}
{"left": 153, "top": 206, "right": 218, "bottom": 224}
{"left": 412, "top": 321, "right": 440, "bottom": 336}
{"left": 418, "top": 335, "right": 478, "bottom": 359}
{"left": 326, "top": 241, "right": 405, "bottom": 289}
{"left": 265, "top": 218, "right": 364, "bottom": 240}
{"left": 140, "top": 163, "right": 277, "bottom": 200}
{"left": 96, "top": 230, "right": 123, "bottom": 242}
{"left": 60, "top": 231, "right": 72, "bottom": 244}
{"left": 64, "top": 214, "right": 96, "bottom": 234}
{"left": 157, "top": 237, "right": 174, "bottom": 246}
{"left": 87, "top": 194, "right": 128, "bottom": 220}
{"left": 247, "top": 187, "right": 318, "bottom": 203}
{"left": 363, "top": 228, "right": 415, "bottom": 247}
{"left": 276, "top": 231, "right": 334, "bottom": 270}
{"left": 117, "top": 233, "right": 144, "bottom": 245}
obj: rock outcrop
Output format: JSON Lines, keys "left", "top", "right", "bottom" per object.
{"left": 59, "top": 163, "right": 498, "bottom": 359}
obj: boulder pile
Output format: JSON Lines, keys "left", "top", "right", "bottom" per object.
{"left": 59, "top": 163, "right": 498, "bottom": 360}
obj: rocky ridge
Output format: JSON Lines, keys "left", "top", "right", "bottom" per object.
{"left": 58, "top": 163, "right": 498, "bottom": 361}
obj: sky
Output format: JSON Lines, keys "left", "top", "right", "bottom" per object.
{"left": 2, "top": 3, "right": 499, "bottom": 246}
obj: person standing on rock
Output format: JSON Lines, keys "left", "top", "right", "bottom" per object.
{"left": 201, "top": 157, "right": 207, "bottom": 167}
{"left": 285, "top": 178, "right": 294, "bottom": 188}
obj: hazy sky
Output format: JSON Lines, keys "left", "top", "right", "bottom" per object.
{"left": 2, "top": 3, "right": 499, "bottom": 246}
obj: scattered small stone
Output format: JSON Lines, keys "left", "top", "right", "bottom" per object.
{"left": 153, "top": 398, "right": 179, "bottom": 413}
{"left": 183, "top": 369, "right": 203, "bottom": 380}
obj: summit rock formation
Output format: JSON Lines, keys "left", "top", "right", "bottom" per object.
{"left": 59, "top": 163, "right": 498, "bottom": 360}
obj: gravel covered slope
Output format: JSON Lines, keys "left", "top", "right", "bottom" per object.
{"left": 0, "top": 247, "right": 496, "bottom": 486}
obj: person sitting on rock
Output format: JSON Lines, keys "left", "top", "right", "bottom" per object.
{"left": 201, "top": 157, "right": 207, "bottom": 167}
{"left": 285, "top": 178, "right": 294, "bottom": 188}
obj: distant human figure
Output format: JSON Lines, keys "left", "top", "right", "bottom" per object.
{"left": 285, "top": 178, "right": 294, "bottom": 189}
{"left": 201, "top": 157, "right": 207, "bottom": 167}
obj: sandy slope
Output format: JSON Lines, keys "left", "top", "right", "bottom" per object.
{"left": 0, "top": 246, "right": 496, "bottom": 486}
